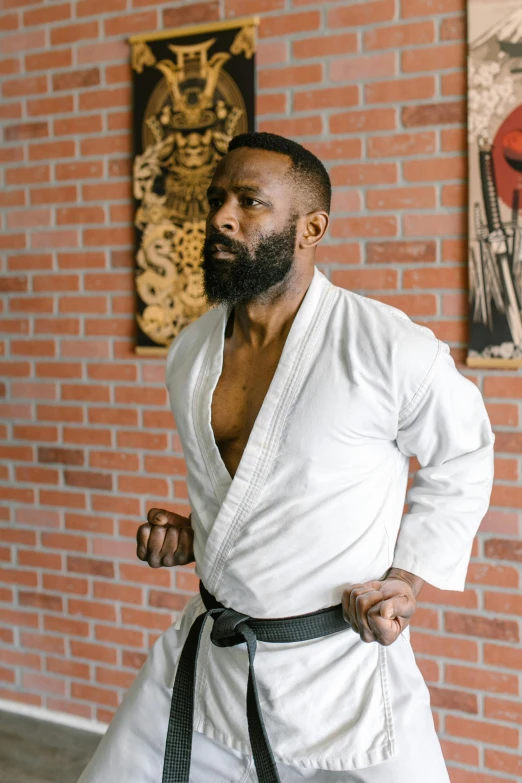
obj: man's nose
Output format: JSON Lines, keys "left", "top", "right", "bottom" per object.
{"left": 208, "top": 202, "right": 239, "bottom": 235}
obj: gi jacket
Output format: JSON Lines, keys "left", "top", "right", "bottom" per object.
{"left": 165, "top": 266, "right": 494, "bottom": 772}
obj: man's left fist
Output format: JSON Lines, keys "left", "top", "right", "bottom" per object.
{"left": 342, "top": 568, "right": 424, "bottom": 646}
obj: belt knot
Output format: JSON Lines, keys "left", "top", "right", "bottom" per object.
{"left": 210, "top": 607, "right": 251, "bottom": 648}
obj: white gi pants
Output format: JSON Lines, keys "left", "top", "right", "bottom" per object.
{"left": 78, "top": 627, "right": 449, "bottom": 783}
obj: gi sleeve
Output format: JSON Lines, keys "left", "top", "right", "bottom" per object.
{"left": 391, "top": 340, "right": 495, "bottom": 591}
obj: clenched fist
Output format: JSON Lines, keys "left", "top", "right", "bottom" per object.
{"left": 342, "top": 567, "right": 424, "bottom": 646}
{"left": 137, "top": 508, "right": 195, "bottom": 568}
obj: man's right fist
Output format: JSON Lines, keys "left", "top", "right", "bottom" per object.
{"left": 136, "top": 508, "right": 195, "bottom": 568}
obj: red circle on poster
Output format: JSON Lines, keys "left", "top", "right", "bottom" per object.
{"left": 492, "top": 102, "right": 522, "bottom": 209}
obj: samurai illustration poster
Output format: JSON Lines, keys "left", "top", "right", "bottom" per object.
{"left": 130, "top": 18, "right": 257, "bottom": 355}
{"left": 468, "top": 0, "right": 522, "bottom": 367}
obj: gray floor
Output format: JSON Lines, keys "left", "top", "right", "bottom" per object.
{"left": 0, "top": 711, "right": 101, "bottom": 783}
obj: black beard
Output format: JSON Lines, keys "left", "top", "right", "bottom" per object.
{"left": 201, "top": 219, "right": 298, "bottom": 307}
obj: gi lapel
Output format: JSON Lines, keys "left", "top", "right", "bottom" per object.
{"left": 193, "top": 267, "right": 336, "bottom": 595}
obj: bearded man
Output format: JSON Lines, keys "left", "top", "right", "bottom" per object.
{"left": 79, "top": 132, "right": 494, "bottom": 783}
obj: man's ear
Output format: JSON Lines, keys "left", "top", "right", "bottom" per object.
{"left": 298, "top": 211, "right": 329, "bottom": 250}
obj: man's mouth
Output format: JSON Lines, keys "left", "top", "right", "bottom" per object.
{"left": 210, "top": 243, "right": 236, "bottom": 257}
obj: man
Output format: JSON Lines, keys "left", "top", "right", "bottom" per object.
{"left": 79, "top": 132, "right": 494, "bottom": 782}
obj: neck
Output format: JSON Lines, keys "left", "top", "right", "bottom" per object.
{"left": 228, "top": 264, "right": 315, "bottom": 349}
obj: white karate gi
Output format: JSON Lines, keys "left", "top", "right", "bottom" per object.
{"left": 79, "top": 266, "right": 494, "bottom": 782}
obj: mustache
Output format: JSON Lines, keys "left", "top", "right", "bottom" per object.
{"left": 205, "top": 233, "right": 244, "bottom": 253}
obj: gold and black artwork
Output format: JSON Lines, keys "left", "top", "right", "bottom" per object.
{"left": 130, "top": 18, "right": 257, "bottom": 355}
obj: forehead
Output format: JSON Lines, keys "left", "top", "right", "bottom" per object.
{"left": 210, "top": 147, "right": 293, "bottom": 195}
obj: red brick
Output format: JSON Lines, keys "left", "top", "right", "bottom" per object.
{"left": 293, "top": 32, "right": 358, "bottom": 59}
{"left": 25, "top": 49, "right": 72, "bottom": 72}
{"left": 23, "top": 671, "right": 66, "bottom": 695}
{"left": 366, "top": 76, "right": 435, "bottom": 104}
{"left": 42, "top": 573, "right": 88, "bottom": 596}
{"left": 4, "top": 121, "right": 48, "bottom": 141}
{"left": 54, "top": 116, "right": 102, "bottom": 137}
{"left": 328, "top": 0, "right": 395, "bottom": 26}
{"left": 0, "top": 190, "right": 25, "bottom": 208}
{"left": 39, "top": 489, "right": 86, "bottom": 510}
{"left": 367, "top": 187, "right": 435, "bottom": 211}
{"left": 368, "top": 131, "right": 435, "bottom": 158}
{"left": 15, "top": 466, "right": 59, "bottom": 484}
{"left": 403, "top": 156, "right": 465, "bottom": 182}
{"left": 19, "top": 591, "right": 62, "bottom": 612}
{"left": 58, "top": 252, "right": 106, "bottom": 270}
{"left": 402, "top": 100, "right": 465, "bottom": 126}
{"left": 70, "top": 640, "right": 117, "bottom": 664}
{"left": 163, "top": 1, "right": 219, "bottom": 26}
{"left": 83, "top": 227, "right": 133, "bottom": 247}
{"left": 30, "top": 186, "right": 77, "bottom": 205}
{"left": 0, "top": 567, "right": 38, "bottom": 588}
{"left": 445, "top": 715, "right": 519, "bottom": 748}
{"left": 331, "top": 218, "right": 397, "bottom": 241}
{"left": 403, "top": 266, "right": 465, "bottom": 289}
{"left": 0, "top": 57, "right": 20, "bottom": 75}
{"left": 96, "top": 666, "right": 135, "bottom": 689}
{"left": 367, "top": 240, "right": 436, "bottom": 264}
{"left": 67, "top": 556, "right": 114, "bottom": 579}
{"left": 66, "top": 513, "right": 113, "bottom": 536}
{"left": 294, "top": 85, "right": 358, "bottom": 113}
{"left": 77, "top": 0, "right": 126, "bottom": 15}
{"left": 31, "top": 230, "right": 79, "bottom": 250}
{"left": 149, "top": 590, "right": 191, "bottom": 612}
{"left": 445, "top": 612, "right": 519, "bottom": 642}
{"left": 64, "top": 427, "right": 112, "bottom": 447}
{"left": 114, "top": 386, "right": 166, "bottom": 406}
{"left": 27, "top": 96, "right": 74, "bottom": 116}
{"left": 330, "top": 52, "right": 395, "bottom": 83}
{"left": 441, "top": 16, "right": 465, "bottom": 41}
{"left": 402, "top": 0, "right": 463, "bottom": 17}
{"left": 365, "top": 20, "right": 434, "bottom": 49}
{"left": 34, "top": 318, "right": 80, "bottom": 336}
{"left": 225, "top": 0, "right": 284, "bottom": 14}
{"left": 13, "top": 424, "right": 57, "bottom": 442}
{"left": 494, "top": 431, "right": 522, "bottom": 453}
{"left": 71, "top": 682, "right": 118, "bottom": 707}
{"left": 37, "top": 404, "right": 83, "bottom": 424}
{"left": 46, "top": 656, "right": 90, "bottom": 680}
{"left": 485, "top": 749, "right": 522, "bottom": 777}
{"left": 259, "top": 116, "right": 322, "bottom": 137}
{"left": 467, "top": 562, "right": 519, "bottom": 588}
{"left": 29, "top": 140, "right": 76, "bottom": 161}
{"left": 19, "top": 549, "right": 62, "bottom": 570}
{"left": 121, "top": 606, "right": 173, "bottom": 631}
{"left": 93, "top": 581, "right": 141, "bottom": 604}
{"left": 442, "top": 71, "right": 466, "bottom": 96}
{"left": 119, "top": 563, "right": 170, "bottom": 588}
{"left": 103, "top": 10, "right": 156, "bottom": 36}
{"left": 428, "top": 685, "right": 477, "bottom": 714}
{"left": 52, "top": 68, "right": 100, "bottom": 91}
{"left": 402, "top": 43, "right": 464, "bottom": 72}
{"left": 50, "top": 20, "right": 98, "bottom": 46}
{"left": 1, "top": 30, "right": 45, "bottom": 55}
{"left": 331, "top": 162, "right": 397, "bottom": 187}
{"left": 259, "top": 63, "right": 322, "bottom": 90}
{"left": 56, "top": 161, "right": 103, "bottom": 181}
{"left": 77, "top": 40, "right": 128, "bottom": 65}
{"left": 0, "top": 444, "right": 33, "bottom": 460}
{"left": 105, "top": 63, "right": 131, "bottom": 85}
{"left": 330, "top": 108, "right": 396, "bottom": 134}
{"left": 5, "top": 164, "right": 49, "bottom": 186}
{"left": 491, "top": 485, "right": 522, "bottom": 510}
{"left": 411, "top": 631, "right": 478, "bottom": 661}
{"left": 89, "top": 407, "right": 138, "bottom": 427}
{"left": 446, "top": 664, "right": 519, "bottom": 695}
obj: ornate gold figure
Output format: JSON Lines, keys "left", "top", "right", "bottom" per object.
{"left": 132, "top": 26, "right": 254, "bottom": 348}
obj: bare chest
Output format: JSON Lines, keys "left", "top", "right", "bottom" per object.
{"left": 210, "top": 344, "right": 284, "bottom": 479}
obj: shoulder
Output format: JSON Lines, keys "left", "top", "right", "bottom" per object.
{"left": 165, "top": 305, "right": 224, "bottom": 383}
{"left": 330, "top": 282, "right": 444, "bottom": 414}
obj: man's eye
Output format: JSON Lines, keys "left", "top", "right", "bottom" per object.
{"left": 242, "top": 198, "right": 260, "bottom": 206}
{"left": 208, "top": 198, "right": 221, "bottom": 208}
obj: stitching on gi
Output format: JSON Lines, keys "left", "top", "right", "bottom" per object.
{"left": 207, "top": 283, "right": 336, "bottom": 593}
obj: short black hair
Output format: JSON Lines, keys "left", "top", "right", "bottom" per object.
{"left": 227, "top": 131, "right": 331, "bottom": 215}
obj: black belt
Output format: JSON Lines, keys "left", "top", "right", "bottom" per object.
{"left": 161, "top": 581, "right": 349, "bottom": 783}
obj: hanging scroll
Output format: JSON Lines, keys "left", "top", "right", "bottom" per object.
{"left": 130, "top": 18, "right": 257, "bottom": 355}
{"left": 468, "top": 0, "right": 522, "bottom": 367}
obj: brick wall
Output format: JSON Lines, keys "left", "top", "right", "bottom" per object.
{"left": 1, "top": 0, "right": 521, "bottom": 779}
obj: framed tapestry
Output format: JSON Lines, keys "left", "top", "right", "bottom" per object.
{"left": 129, "top": 17, "right": 258, "bottom": 356}
{"left": 468, "top": 0, "right": 522, "bottom": 368}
